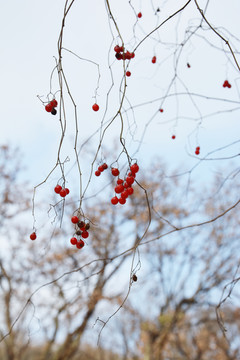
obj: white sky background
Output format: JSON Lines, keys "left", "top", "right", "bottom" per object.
{"left": 0, "top": 0, "right": 240, "bottom": 220}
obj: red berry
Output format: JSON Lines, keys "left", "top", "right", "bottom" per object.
{"left": 92, "top": 103, "right": 99, "bottom": 111}
{"left": 102, "top": 163, "right": 108, "bottom": 170}
{"left": 71, "top": 216, "right": 79, "bottom": 224}
{"left": 117, "top": 178, "right": 124, "bottom": 185}
{"left": 70, "top": 237, "right": 77, "bottom": 245}
{"left": 172, "top": 135, "right": 176, "bottom": 139}
{"left": 30, "top": 232, "right": 37, "bottom": 240}
{"left": 81, "top": 231, "right": 89, "bottom": 239}
{"left": 114, "top": 45, "right": 121, "bottom": 53}
{"left": 126, "top": 71, "right": 131, "bottom": 77}
{"left": 65, "top": 188, "right": 70, "bottom": 195}
{"left": 119, "top": 197, "right": 126, "bottom": 205}
{"left": 111, "top": 196, "right": 118, "bottom": 205}
{"left": 130, "top": 163, "right": 139, "bottom": 174}
{"left": 59, "top": 188, "right": 67, "bottom": 197}
{"left": 115, "top": 53, "right": 123, "bottom": 60}
{"left": 124, "top": 181, "right": 130, "bottom": 189}
{"left": 98, "top": 165, "right": 105, "bottom": 172}
{"left": 130, "top": 52, "right": 135, "bottom": 58}
{"left": 152, "top": 56, "right": 157, "bottom": 64}
{"left": 115, "top": 184, "right": 124, "bottom": 194}
{"left": 121, "top": 190, "right": 129, "bottom": 199}
{"left": 126, "top": 176, "right": 135, "bottom": 185}
{"left": 228, "top": 83, "right": 232, "bottom": 88}
{"left": 187, "top": 63, "right": 191, "bottom": 68}
{"left": 127, "top": 187, "right": 134, "bottom": 195}
{"left": 196, "top": 146, "right": 200, "bottom": 151}
{"left": 95, "top": 170, "right": 101, "bottom": 176}
{"left": 45, "top": 103, "right": 53, "bottom": 112}
{"left": 111, "top": 168, "right": 120, "bottom": 176}
{"left": 128, "top": 171, "right": 136, "bottom": 178}
{"left": 137, "top": 12, "right": 142, "bottom": 18}
{"left": 124, "top": 51, "right": 132, "bottom": 60}
{"left": 76, "top": 240, "right": 85, "bottom": 249}
{"left": 54, "top": 185, "right": 62, "bottom": 194}
{"left": 159, "top": 108, "right": 164, "bottom": 113}
{"left": 50, "top": 99, "right": 58, "bottom": 107}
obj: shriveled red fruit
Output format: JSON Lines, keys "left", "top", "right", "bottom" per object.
{"left": 137, "top": 12, "right": 142, "bottom": 18}
{"left": 172, "top": 135, "right": 176, "bottom": 139}
{"left": 152, "top": 56, "right": 156, "bottom": 64}
{"left": 30, "top": 232, "right": 37, "bottom": 240}
{"left": 111, "top": 168, "right": 120, "bottom": 176}
{"left": 102, "top": 163, "right": 108, "bottom": 170}
{"left": 95, "top": 170, "right": 101, "bottom": 176}
{"left": 45, "top": 103, "right": 53, "bottom": 112}
{"left": 126, "top": 176, "right": 135, "bottom": 185}
{"left": 130, "top": 163, "right": 139, "bottom": 174}
{"left": 111, "top": 196, "right": 119, "bottom": 205}
{"left": 65, "top": 188, "right": 70, "bottom": 195}
{"left": 59, "top": 188, "right": 67, "bottom": 197}
{"left": 81, "top": 231, "right": 89, "bottom": 239}
{"left": 115, "top": 53, "right": 123, "bottom": 60}
{"left": 115, "top": 184, "right": 124, "bottom": 194}
{"left": 54, "top": 185, "right": 62, "bottom": 194}
{"left": 78, "top": 221, "right": 85, "bottom": 229}
{"left": 51, "top": 99, "right": 58, "bottom": 107}
{"left": 119, "top": 197, "right": 126, "bottom": 205}
{"left": 187, "top": 63, "right": 191, "bottom": 68}
{"left": 126, "top": 71, "right": 131, "bottom": 77}
{"left": 76, "top": 240, "right": 85, "bottom": 249}
{"left": 127, "top": 187, "right": 134, "bottom": 195}
{"left": 71, "top": 216, "right": 79, "bottom": 224}
{"left": 92, "top": 103, "right": 99, "bottom": 111}
{"left": 70, "top": 237, "right": 77, "bottom": 245}
{"left": 51, "top": 108, "right": 57, "bottom": 115}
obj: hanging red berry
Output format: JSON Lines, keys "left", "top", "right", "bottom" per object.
{"left": 71, "top": 216, "right": 79, "bottom": 224}
{"left": 111, "top": 196, "right": 119, "bottom": 205}
{"left": 30, "top": 232, "right": 37, "bottom": 240}
{"left": 81, "top": 231, "right": 89, "bottom": 239}
{"left": 111, "top": 168, "right": 120, "bottom": 176}
{"left": 126, "top": 71, "right": 131, "bottom": 77}
{"left": 45, "top": 103, "right": 53, "bottom": 112}
{"left": 152, "top": 56, "right": 157, "bottom": 64}
{"left": 76, "top": 240, "right": 85, "bottom": 249}
{"left": 70, "top": 237, "right": 78, "bottom": 245}
{"left": 95, "top": 170, "right": 101, "bottom": 176}
{"left": 59, "top": 188, "right": 67, "bottom": 197}
{"left": 54, "top": 185, "right": 62, "bottom": 194}
{"left": 92, "top": 103, "right": 99, "bottom": 111}
{"left": 172, "top": 135, "right": 176, "bottom": 139}
{"left": 137, "top": 12, "right": 142, "bottom": 18}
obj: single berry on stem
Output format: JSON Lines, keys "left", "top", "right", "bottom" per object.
{"left": 130, "top": 163, "right": 139, "bottom": 174}
{"left": 45, "top": 103, "right": 53, "bottom": 112}
{"left": 111, "top": 168, "right": 120, "bottom": 176}
{"left": 76, "top": 240, "right": 85, "bottom": 249}
{"left": 95, "top": 170, "right": 101, "bottom": 177}
{"left": 71, "top": 216, "right": 79, "bottom": 224}
{"left": 30, "top": 232, "right": 37, "bottom": 240}
{"left": 137, "top": 12, "right": 142, "bottom": 18}
{"left": 59, "top": 188, "right": 67, "bottom": 197}
{"left": 92, "top": 103, "right": 99, "bottom": 111}
{"left": 111, "top": 196, "right": 119, "bottom": 205}
{"left": 54, "top": 185, "right": 62, "bottom": 194}
{"left": 119, "top": 197, "right": 126, "bottom": 205}
{"left": 126, "top": 71, "right": 131, "bottom": 77}
{"left": 172, "top": 135, "right": 176, "bottom": 140}
{"left": 51, "top": 99, "right": 58, "bottom": 107}
{"left": 152, "top": 56, "right": 157, "bottom": 64}
{"left": 81, "top": 231, "right": 89, "bottom": 239}
{"left": 70, "top": 237, "right": 77, "bottom": 245}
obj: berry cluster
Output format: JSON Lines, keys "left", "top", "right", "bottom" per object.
{"left": 111, "top": 163, "right": 139, "bottom": 205}
{"left": 70, "top": 216, "right": 90, "bottom": 249}
{"left": 54, "top": 184, "right": 70, "bottom": 198}
{"left": 45, "top": 99, "right": 58, "bottom": 115}
{"left": 223, "top": 80, "right": 231, "bottom": 88}
{"left": 195, "top": 146, "right": 200, "bottom": 155}
{"left": 114, "top": 45, "right": 135, "bottom": 61}
{"left": 95, "top": 162, "right": 108, "bottom": 176}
